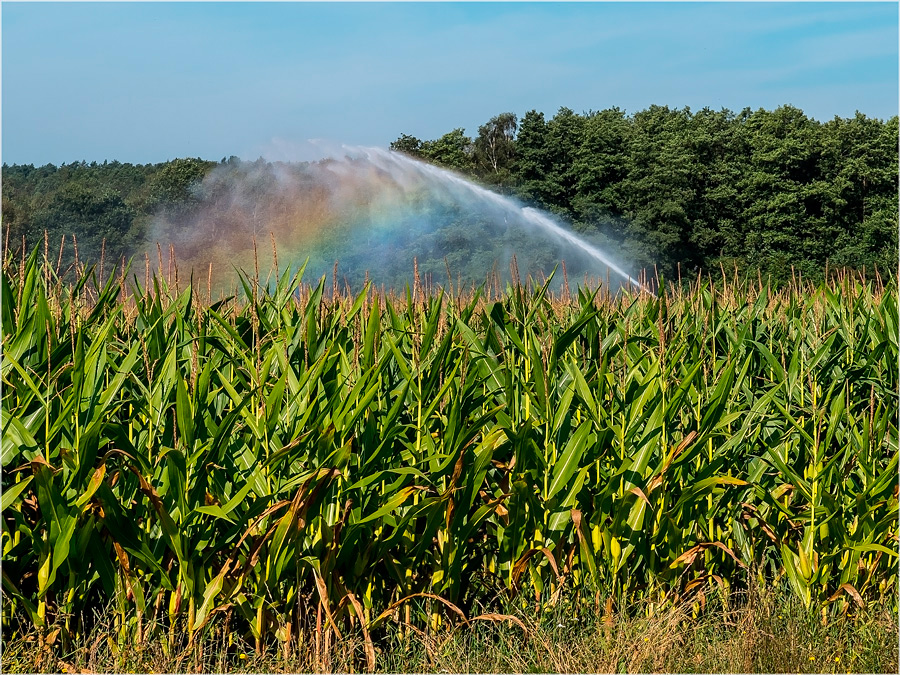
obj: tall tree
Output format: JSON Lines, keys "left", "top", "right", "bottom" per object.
{"left": 737, "top": 106, "right": 834, "bottom": 281}
{"left": 390, "top": 134, "right": 424, "bottom": 157}
{"left": 617, "top": 105, "right": 699, "bottom": 275}
{"left": 542, "top": 107, "right": 587, "bottom": 216}
{"left": 820, "top": 112, "right": 899, "bottom": 273}
{"left": 514, "top": 110, "right": 552, "bottom": 204}
{"left": 570, "top": 107, "right": 630, "bottom": 231}
{"left": 473, "top": 112, "right": 517, "bottom": 184}
{"left": 419, "top": 129, "right": 474, "bottom": 172}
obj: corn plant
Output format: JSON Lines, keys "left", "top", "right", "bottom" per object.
{"left": 2, "top": 247, "right": 897, "bottom": 664}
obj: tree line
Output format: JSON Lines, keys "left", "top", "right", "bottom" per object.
{"left": 2, "top": 104, "right": 896, "bottom": 285}
{"left": 393, "top": 105, "right": 898, "bottom": 283}
{"left": 2, "top": 157, "right": 222, "bottom": 275}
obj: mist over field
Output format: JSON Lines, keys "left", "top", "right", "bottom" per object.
{"left": 147, "top": 148, "right": 637, "bottom": 292}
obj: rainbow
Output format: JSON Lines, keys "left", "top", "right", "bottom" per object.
{"left": 148, "top": 149, "right": 638, "bottom": 292}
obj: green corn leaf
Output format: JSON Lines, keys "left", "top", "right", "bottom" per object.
{"left": 1, "top": 476, "right": 33, "bottom": 513}
{"left": 546, "top": 421, "right": 593, "bottom": 501}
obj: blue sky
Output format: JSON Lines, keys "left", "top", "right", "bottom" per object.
{"left": 2, "top": 2, "right": 897, "bottom": 166}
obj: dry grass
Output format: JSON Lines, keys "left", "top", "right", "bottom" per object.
{"left": 3, "top": 587, "right": 897, "bottom": 674}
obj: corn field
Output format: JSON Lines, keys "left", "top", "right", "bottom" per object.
{"left": 2, "top": 246, "right": 897, "bottom": 663}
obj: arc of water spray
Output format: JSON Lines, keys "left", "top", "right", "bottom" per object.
{"left": 340, "top": 144, "right": 649, "bottom": 292}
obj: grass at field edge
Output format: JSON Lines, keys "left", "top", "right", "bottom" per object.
{"left": 3, "top": 586, "right": 897, "bottom": 674}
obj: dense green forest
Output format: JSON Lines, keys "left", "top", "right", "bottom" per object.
{"left": 2, "top": 104, "right": 897, "bottom": 285}
{"left": 2, "top": 156, "right": 219, "bottom": 274}
{"left": 393, "top": 105, "right": 898, "bottom": 282}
